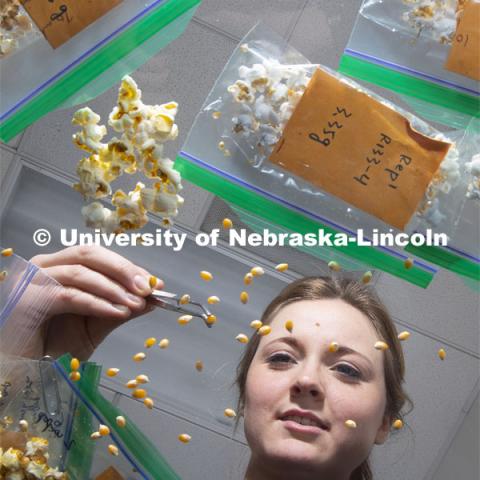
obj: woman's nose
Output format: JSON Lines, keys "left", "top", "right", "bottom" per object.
{"left": 291, "top": 374, "right": 325, "bottom": 399}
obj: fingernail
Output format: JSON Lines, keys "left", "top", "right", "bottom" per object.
{"left": 126, "top": 293, "right": 144, "bottom": 306}
{"left": 134, "top": 275, "right": 151, "bottom": 294}
{"left": 112, "top": 304, "right": 130, "bottom": 313}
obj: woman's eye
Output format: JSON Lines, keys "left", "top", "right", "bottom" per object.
{"left": 334, "top": 364, "right": 361, "bottom": 379}
{"left": 267, "top": 353, "right": 294, "bottom": 365}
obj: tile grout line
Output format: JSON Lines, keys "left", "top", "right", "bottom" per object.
{"left": 192, "top": 15, "right": 242, "bottom": 42}
{"left": 285, "top": 0, "right": 310, "bottom": 42}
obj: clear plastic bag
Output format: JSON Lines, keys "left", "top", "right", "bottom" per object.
{"left": 339, "top": 0, "right": 479, "bottom": 126}
{"left": 182, "top": 25, "right": 474, "bottom": 241}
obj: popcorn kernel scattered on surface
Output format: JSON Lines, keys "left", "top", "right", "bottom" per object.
{"left": 108, "top": 444, "right": 119, "bottom": 456}
{"left": 70, "top": 358, "right": 80, "bottom": 371}
{"left": 132, "top": 389, "right": 147, "bottom": 399}
{"left": 398, "top": 331, "right": 411, "bottom": 341}
{"left": 374, "top": 341, "right": 389, "bottom": 351}
{"left": 438, "top": 348, "right": 446, "bottom": 360}
{"left": 240, "top": 291, "right": 249, "bottom": 304}
{"left": 258, "top": 325, "right": 272, "bottom": 336}
{"left": 178, "top": 433, "right": 191, "bottom": 444}
{"left": 207, "top": 296, "right": 220, "bottom": 304}
{"left": 69, "top": 371, "right": 81, "bottom": 382}
{"left": 133, "top": 352, "right": 146, "bottom": 362}
{"left": 195, "top": 360, "right": 204, "bottom": 372}
{"left": 345, "top": 420, "right": 357, "bottom": 429}
{"left": 362, "top": 271, "right": 373, "bottom": 284}
{"left": 178, "top": 314, "right": 193, "bottom": 325}
{"left": 392, "top": 419, "right": 403, "bottom": 430}
{"left": 1, "top": 248, "right": 13, "bottom": 257}
{"left": 144, "top": 337, "right": 157, "bottom": 348}
{"left": 144, "top": 398, "right": 154, "bottom": 409}
{"left": 206, "top": 314, "right": 217, "bottom": 325}
{"left": 244, "top": 272, "right": 253, "bottom": 285}
{"left": 328, "top": 261, "right": 341, "bottom": 272}
{"left": 404, "top": 258, "right": 414, "bottom": 269}
{"left": 218, "top": 141, "right": 225, "bottom": 151}
{"left": 135, "top": 374, "right": 149, "bottom": 384}
{"left": 159, "top": 338, "right": 170, "bottom": 349}
{"left": 285, "top": 320, "right": 294, "bottom": 333}
{"left": 329, "top": 342, "right": 339, "bottom": 353}
{"left": 91, "top": 431, "right": 101, "bottom": 440}
{"left": 106, "top": 368, "right": 120, "bottom": 377}
{"left": 224, "top": 408, "right": 237, "bottom": 418}
{"left": 126, "top": 380, "right": 137, "bottom": 389}
{"left": 251, "top": 266, "right": 264, "bottom": 277}
{"left": 200, "top": 271, "right": 213, "bottom": 281}
{"left": 250, "top": 320, "right": 262, "bottom": 330}
{"left": 222, "top": 218, "right": 233, "bottom": 229}
{"left": 179, "top": 294, "right": 190, "bottom": 305}
{"left": 275, "top": 263, "right": 289, "bottom": 272}
{"left": 236, "top": 333, "right": 249, "bottom": 344}
{"left": 116, "top": 416, "right": 126, "bottom": 428}
{"left": 149, "top": 275, "right": 158, "bottom": 289}
{"left": 99, "top": 425, "right": 110, "bottom": 436}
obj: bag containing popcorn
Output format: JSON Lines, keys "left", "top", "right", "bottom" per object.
{"left": 178, "top": 24, "right": 476, "bottom": 243}
{"left": 339, "top": 0, "right": 479, "bottom": 128}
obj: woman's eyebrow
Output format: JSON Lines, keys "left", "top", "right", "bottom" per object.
{"left": 265, "top": 336, "right": 302, "bottom": 350}
{"left": 331, "top": 345, "right": 374, "bottom": 369}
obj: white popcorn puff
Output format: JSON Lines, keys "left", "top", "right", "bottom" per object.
{"left": 6, "top": 472, "right": 25, "bottom": 480}
{"left": 26, "top": 459, "right": 48, "bottom": 479}
{"left": 25, "top": 437, "right": 49, "bottom": 456}
{"left": 72, "top": 75, "right": 183, "bottom": 232}
{"left": 465, "top": 153, "right": 480, "bottom": 199}
{"left": 1, "top": 448, "right": 21, "bottom": 469}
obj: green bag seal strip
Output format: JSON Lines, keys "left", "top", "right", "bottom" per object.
{"left": 57, "top": 355, "right": 180, "bottom": 480}
{"left": 405, "top": 244, "right": 480, "bottom": 281}
{"left": 0, "top": 0, "right": 201, "bottom": 142}
{"left": 338, "top": 54, "right": 480, "bottom": 118}
{"left": 175, "top": 154, "right": 434, "bottom": 288}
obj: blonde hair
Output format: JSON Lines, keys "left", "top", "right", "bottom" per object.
{"left": 236, "top": 277, "right": 411, "bottom": 480}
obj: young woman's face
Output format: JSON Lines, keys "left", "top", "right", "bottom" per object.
{"left": 243, "top": 299, "right": 390, "bottom": 479}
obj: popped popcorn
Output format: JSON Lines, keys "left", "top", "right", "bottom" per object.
{"left": 72, "top": 75, "right": 183, "bottom": 233}
{"left": 465, "top": 153, "right": 480, "bottom": 199}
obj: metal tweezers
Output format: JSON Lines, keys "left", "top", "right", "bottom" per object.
{"left": 148, "top": 289, "right": 213, "bottom": 328}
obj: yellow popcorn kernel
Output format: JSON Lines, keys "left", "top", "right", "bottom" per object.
{"left": 404, "top": 258, "right": 414, "bottom": 269}
{"left": 106, "top": 368, "right": 119, "bottom": 377}
{"left": 438, "top": 348, "right": 446, "bottom": 361}
{"left": 250, "top": 320, "right": 262, "bottom": 330}
{"left": 149, "top": 275, "right": 158, "bottom": 289}
{"left": 133, "top": 352, "right": 146, "bottom": 362}
{"left": 90, "top": 432, "right": 101, "bottom": 440}
{"left": 374, "top": 341, "right": 389, "bottom": 351}
{"left": 70, "top": 358, "right": 80, "bottom": 371}
{"left": 236, "top": 333, "right": 249, "bottom": 344}
{"left": 132, "top": 389, "right": 147, "bottom": 399}
{"left": 258, "top": 325, "right": 272, "bottom": 336}
{"left": 329, "top": 342, "right": 339, "bottom": 353}
{"left": 179, "top": 294, "right": 190, "bottom": 305}
{"left": 135, "top": 374, "right": 149, "bottom": 384}
{"left": 69, "top": 371, "right": 81, "bottom": 382}
{"left": 240, "top": 291, "right": 249, "bottom": 304}
{"left": 275, "top": 263, "right": 289, "bottom": 272}
{"left": 392, "top": 419, "right": 403, "bottom": 430}
{"left": 108, "top": 444, "right": 119, "bottom": 456}
{"left": 222, "top": 218, "right": 233, "bottom": 229}
{"left": 178, "top": 314, "right": 193, "bottom": 325}
{"left": 116, "top": 416, "right": 126, "bottom": 428}
{"left": 206, "top": 314, "right": 217, "bottom": 326}
{"left": 218, "top": 141, "right": 225, "bottom": 151}
{"left": 224, "top": 149, "right": 231, "bottom": 157}
{"left": 159, "top": 338, "right": 170, "bottom": 349}
{"left": 207, "top": 296, "right": 220, "bottom": 304}
{"left": 178, "top": 433, "right": 191, "bottom": 444}
{"left": 345, "top": 420, "right": 357, "bottom": 429}
{"left": 212, "top": 111, "right": 222, "bottom": 119}
{"left": 362, "top": 271, "right": 373, "bottom": 284}
{"left": 328, "top": 261, "right": 341, "bottom": 272}
{"left": 126, "top": 380, "right": 137, "bottom": 389}
{"left": 224, "top": 408, "right": 237, "bottom": 418}
{"left": 144, "top": 337, "right": 157, "bottom": 348}
{"left": 195, "top": 360, "right": 204, "bottom": 372}
{"left": 251, "top": 266, "right": 264, "bottom": 277}
{"left": 19, "top": 420, "right": 28, "bottom": 432}
{"left": 244, "top": 272, "right": 253, "bottom": 285}
{"left": 99, "top": 425, "right": 110, "bottom": 436}
{"left": 285, "top": 320, "right": 294, "bottom": 333}
{"left": 1, "top": 248, "right": 13, "bottom": 257}
{"left": 398, "top": 331, "right": 411, "bottom": 341}
{"left": 144, "top": 398, "right": 154, "bottom": 410}
{"left": 200, "top": 270, "right": 213, "bottom": 281}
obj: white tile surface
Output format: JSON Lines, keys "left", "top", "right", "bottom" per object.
{"left": 0, "top": 148, "right": 14, "bottom": 184}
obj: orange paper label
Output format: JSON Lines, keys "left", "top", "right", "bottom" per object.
{"left": 269, "top": 68, "right": 452, "bottom": 230}
{"left": 21, "top": 0, "right": 122, "bottom": 49}
{"left": 445, "top": 1, "right": 480, "bottom": 81}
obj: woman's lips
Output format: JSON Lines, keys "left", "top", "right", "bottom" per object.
{"left": 279, "top": 410, "right": 330, "bottom": 436}
{"left": 282, "top": 419, "right": 326, "bottom": 436}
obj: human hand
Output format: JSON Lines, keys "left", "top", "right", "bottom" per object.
{"left": 28, "top": 245, "right": 162, "bottom": 360}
